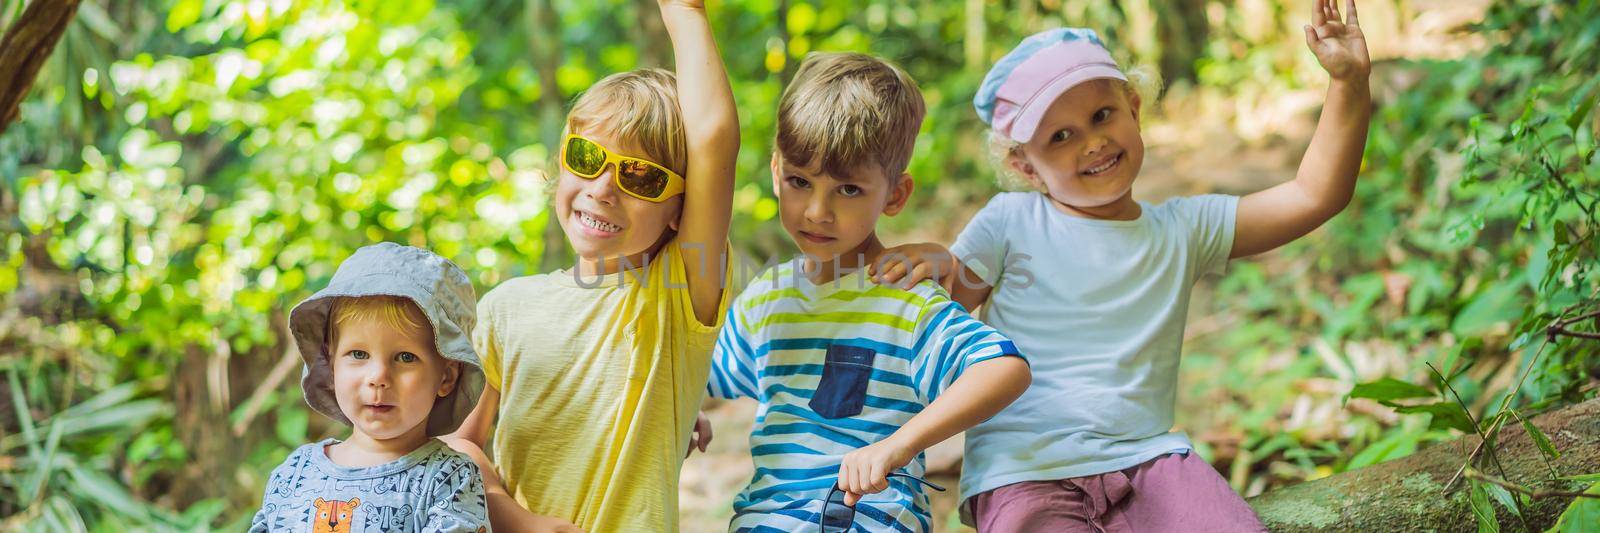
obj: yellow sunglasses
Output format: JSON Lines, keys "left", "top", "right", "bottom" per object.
{"left": 559, "top": 134, "right": 686, "bottom": 202}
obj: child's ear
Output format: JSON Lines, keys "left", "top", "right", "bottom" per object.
{"left": 769, "top": 153, "right": 783, "bottom": 196}
{"left": 1007, "top": 152, "right": 1047, "bottom": 192}
{"left": 882, "top": 173, "right": 915, "bottom": 216}
{"left": 667, "top": 199, "right": 683, "bottom": 232}
{"left": 438, "top": 360, "right": 461, "bottom": 397}
{"left": 1128, "top": 89, "right": 1143, "bottom": 123}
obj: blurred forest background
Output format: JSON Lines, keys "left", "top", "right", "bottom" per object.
{"left": 2, "top": 0, "right": 1598, "bottom": 531}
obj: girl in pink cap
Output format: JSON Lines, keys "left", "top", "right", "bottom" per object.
{"left": 872, "top": 1, "right": 1370, "bottom": 531}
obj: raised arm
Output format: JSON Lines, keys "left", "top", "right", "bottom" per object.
{"left": 1232, "top": 0, "right": 1371, "bottom": 258}
{"left": 660, "top": 0, "right": 739, "bottom": 325}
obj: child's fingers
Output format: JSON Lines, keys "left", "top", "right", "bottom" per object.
{"left": 904, "top": 263, "right": 933, "bottom": 289}
{"left": 1325, "top": 0, "right": 1337, "bottom": 23}
{"left": 1345, "top": 0, "right": 1359, "bottom": 26}
{"left": 878, "top": 262, "right": 907, "bottom": 285}
{"left": 870, "top": 463, "right": 889, "bottom": 493}
{"left": 839, "top": 463, "right": 860, "bottom": 495}
{"left": 1311, "top": 0, "right": 1325, "bottom": 27}
{"left": 855, "top": 463, "right": 872, "bottom": 496}
{"left": 1304, "top": 24, "right": 1319, "bottom": 47}
{"left": 843, "top": 490, "right": 861, "bottom": 507}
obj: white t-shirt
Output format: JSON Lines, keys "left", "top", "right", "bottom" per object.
{"left": 949, "top": 191, "right": 1238, "bottom": 504}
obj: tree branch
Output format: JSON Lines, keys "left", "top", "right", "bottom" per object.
{"left": 0, "top": 0, "right": 82, "bottom": 135}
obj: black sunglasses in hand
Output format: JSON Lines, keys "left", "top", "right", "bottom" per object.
{"left": 819, "top": 473, "right": 946, "bottom": 532}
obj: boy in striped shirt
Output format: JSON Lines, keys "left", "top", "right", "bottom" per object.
{"left": 707, "top": 52, "right": 1032, "bottom": 532}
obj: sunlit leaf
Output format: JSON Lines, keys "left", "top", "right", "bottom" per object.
{"left": 1348, "top": 377, "right": 1434, "bottom": 404}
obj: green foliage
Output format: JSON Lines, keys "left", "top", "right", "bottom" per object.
{"left": 2, "top": 0, "right": 1596, "bottom": 529}
{"left": 1544, "top": 483, "right": 1600, "bottom": 533}
{"left": 1193, "top": 0, "right": 1598, "bottom": 489}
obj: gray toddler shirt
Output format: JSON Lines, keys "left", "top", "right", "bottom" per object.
{"left": 250, "top": 438, "right": 490, "bottom": 532}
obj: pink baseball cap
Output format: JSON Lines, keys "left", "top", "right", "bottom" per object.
{"left": 975, "top": 28, "right": 1127, "bottom": 143}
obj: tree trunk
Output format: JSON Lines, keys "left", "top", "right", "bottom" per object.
{"left": 1153, "top": 0, "right": 1208, "bottom": 85}
{"left": 634, "top": 0, "right": 669, "bottom": 69}
{"left": 1248, "top": 397, "right": 1600, "bottom": 531}
{"left": 526, "top": 0, "right": 569, "bottom": 273}
{"left": 0, "top": 0, "right": 81, "bottom": 136}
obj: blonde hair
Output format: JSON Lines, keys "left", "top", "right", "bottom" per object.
{"left": 987, "top": 65, "right": 1162, "bottom": 190}
{"left": 776, "top": 52, "right": 926, "bottom": 180}
{"left": 328, "top": 295, "right": 432, "bottom": 351}
{"left": 565, "top": 68, "right": 688, "bottom": 177}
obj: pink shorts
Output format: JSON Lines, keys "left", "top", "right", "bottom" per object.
{"left": 969, "top": 452, "right": 1266, "bottom": 532}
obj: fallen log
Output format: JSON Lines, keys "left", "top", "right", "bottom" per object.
{"left": 1248, "top": 397, "right": 1600, "bottom": 531}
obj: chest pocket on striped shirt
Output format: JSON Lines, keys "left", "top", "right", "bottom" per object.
{"left": 811, "top": 344, "right": 877, "bottom": 419}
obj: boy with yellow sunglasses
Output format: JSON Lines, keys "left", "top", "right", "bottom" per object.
{"left": 443, "top": 0, "right": 737, "bottom": 531}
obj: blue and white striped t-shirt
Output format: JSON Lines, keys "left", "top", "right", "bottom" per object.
{"left": 709, "top": 259, "right": 1023, "bottom": 533}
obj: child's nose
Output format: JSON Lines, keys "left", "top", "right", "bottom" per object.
{"left": 585, "top": 164, "right": 620, "bottom": 205}
{"left": 1083, "top": 136, "right": 1109, "bottom": 156}
{"left": 365, "top": 363, "right": 392, "bottom": 388}
{"left": 804, "top": 193, "right": 833, "bottom": 224}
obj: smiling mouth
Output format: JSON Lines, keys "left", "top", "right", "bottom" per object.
{"left": 1081, "top": 153, "right": 1123, "bottom": 176}
{"left": 798, "top": 231, "right": 835, "bottom": 244}
{"left": 576, "top": 210, "right": 622, "bottom": 234}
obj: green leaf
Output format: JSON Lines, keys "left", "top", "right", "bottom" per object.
{"left": 166, "top": 0, "right": 203, "bottom": 33}
{"left": 1347, "top": 428, "right": 1421, "bottom": 469}
{"left": 276, "top": 406, "right": 308, "bottom": 446}
{"left": 1569, "top": 85, "right": 1598, "bottom": 133}
{"left": 1469, "top": 482, "right": 1500, "bottom": 533}
{"left": 1517, "top": 412, "right": 1561, "bottom": 461}
{"left": 65, "top": 463, "right": 151, "bottom": 520}
{"left": 1560, "top": 473, "right": 1600, "bottom": 483}
{"left": 1484, "top": 483, "right": 1521, "bottom": 518}
{"left": 1348, "top": 377, "right": 1434, "bottom": 404}
{"left": 6, "top": 367, "right": 41, "bottom": 458}
{"left": 1451, "top": 282, "right": 1525, "bottom": 337}
{"left": 54, "top": 399, "right": 170, "bottom": 438}
{"left": 1547, "top": 483, "right": 1600, "bottom": 532}
{"left": 1394, "top": 402, "right": 1476, "bottom": 433}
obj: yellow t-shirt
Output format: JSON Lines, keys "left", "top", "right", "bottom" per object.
{"left": 475, "top": 239, "right": 729, "bottom": 532}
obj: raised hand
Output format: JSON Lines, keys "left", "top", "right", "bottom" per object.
{"left": 1304, "top": 0, "right": 1370, "bottom": 81}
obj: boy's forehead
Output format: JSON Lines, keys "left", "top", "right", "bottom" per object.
{"left": 775, "top": 153, "right": 891, "bottom": 183}
{"left": 333, "top": 313, "right": 436, "bottom": 349}
{"left": 573, "top": 127, "right": 648, "bottom": 159}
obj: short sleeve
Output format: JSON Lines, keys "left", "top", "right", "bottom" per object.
{"left": 706, "top": 306, "right": 760, "bottom": 400}
{"left": 1177, "top": 194, "right": 1239, "bottom": 279}
{"left": 248, "top": 498, "right": 271, "bottom": 532}
{"left": 660, "top": 238, "right": 734, "bottom": 339}
{"left": 950, "top": 194, "right": 1011, "bottom": 287}
{"left": 471, "top": 294, "right": 502, "bottom": 390}
{"left": 911, "top": 289, "right": 1024, "bottom": 403}
{"left": 250, "top": 448, "right": 305, "bottom": 532}
{"left": 425, "top": 459, "right": 492, "bottom": 532}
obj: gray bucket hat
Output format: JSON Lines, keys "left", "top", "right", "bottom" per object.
{"left": 288, "top": 242, "right": 484, "bottom": 437}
